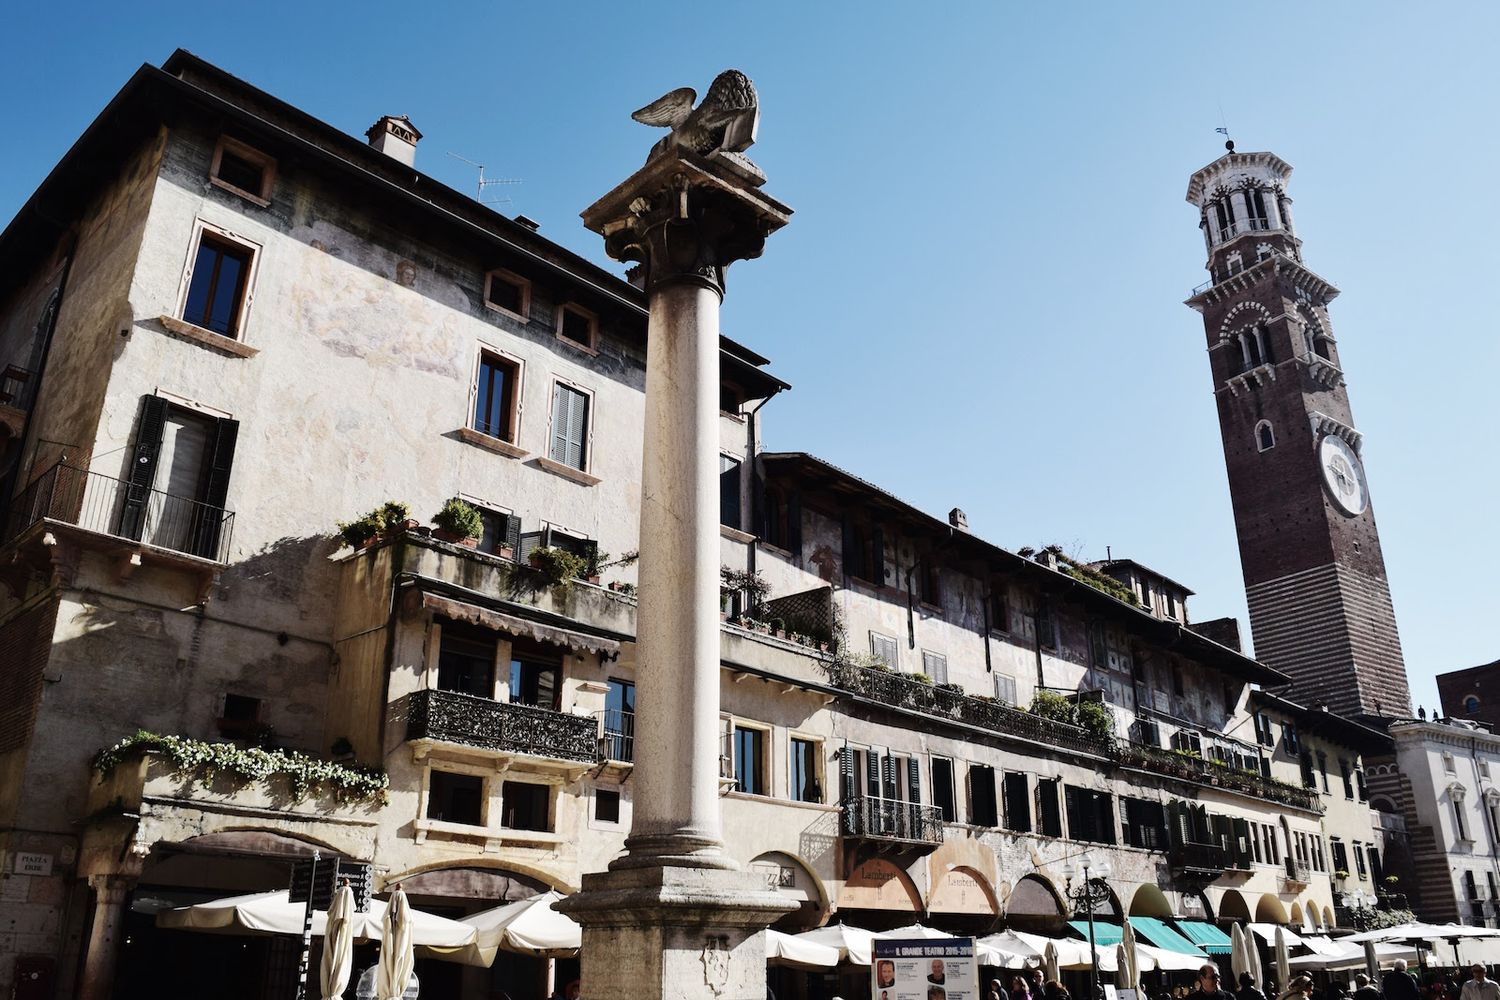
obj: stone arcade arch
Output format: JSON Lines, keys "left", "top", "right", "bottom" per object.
{"left": 1218, "top": 889, "right": 1253, "bottom": 923}
{"left": 1288, "top": 901, "right": 1304, "bottom": 928}
{"left": 1129, "top": 884, "right": 1174, "bottom": 919}
{"left": 1257, "top": 895, "right": 1291, "bottom": 924}
{"left": 837, "top": 857, "right": 923, "bottom": 927}
{"left": 1006, "top": 873, "right": 1068, "bottom": 933}
{"left": 750, "top": 850, "right": 830, "bottom": 931}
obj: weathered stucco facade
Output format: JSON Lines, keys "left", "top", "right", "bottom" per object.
{"left": 0, "top": 52, "right": 1395, "bottom": 1000}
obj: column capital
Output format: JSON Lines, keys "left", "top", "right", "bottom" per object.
{"left": 581, "top": 148, "right": 792, "bottom": 298}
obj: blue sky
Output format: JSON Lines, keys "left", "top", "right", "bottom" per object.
{"left": 4, "top": 2, "right": 1496, "bottom": 713}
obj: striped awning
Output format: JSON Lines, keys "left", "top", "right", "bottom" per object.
{"left": 1176, "top": 920, "right": 1233, "bottom": 955}
{"left": 1068, "top": 920, "right": 1122, "bottom": 946}
{"left": 1127, "top": 917, "right": 1208, "bottom": 957}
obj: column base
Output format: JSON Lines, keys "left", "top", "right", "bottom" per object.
{"left": 557, "top": 866, "right": 796, "bottom": 1000}
{"left": 611, "top": 833, "right": 739, "bottom": 871}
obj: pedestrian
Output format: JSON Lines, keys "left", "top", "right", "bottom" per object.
{"left": 1240, "top": 972, "right": 1269, "bottom": 1000}
{"left": 1354, "top": 974, "right": 1381, "bottom": 1000}
{"left": 1045, "top": 981, "right": 1072, "bottom": 1000}
{"left": 989, "top": 979, "right": 1011, "bottom": 1000}
{"left": 1330, "top": 982, "right": 1351, "bottom": 1000}
{"left": 1011, "top": 974, "right": 1033, "bottom": 1000}
{"left": 1032, "top": 968, "right": 1047, "bottom": 998}
{"left": 1384, "top": 961, "right": 1421, "bottom": 1000}
{"left": 1194, "top": 964, "right": 1235, "bottom": 1000}
{"left": 1281, "top": 976, "right": 1315, "bottom": 1000}
{"left": 1460, "top": 965, "right": 1500, "bottom": 1000}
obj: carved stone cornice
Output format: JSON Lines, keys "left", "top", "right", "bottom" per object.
{"left": 580, "top": 147, "right": 792, "bottom": 298}
{"left": 1308, "top": 410, "right": 1362, "bottom": 454}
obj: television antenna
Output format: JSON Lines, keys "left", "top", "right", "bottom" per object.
{"left": 446, "top": 152, "right": 522, "bottom": 207}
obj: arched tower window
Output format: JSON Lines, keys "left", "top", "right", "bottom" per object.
{"left": 1466, "top": 695, "right": 1481, "bottom": 716}
{"left": 1213, "top": 197, "right": 1234, "bottom": 241}
{"left": 1237, "top": 326, "right": 1270, "bottom": 370}
{"left": 1256, "top": 421, "right": 1275, "bottom": 452}
{"left": 1245, "top": 186, "right": 1269, "bottom": 228}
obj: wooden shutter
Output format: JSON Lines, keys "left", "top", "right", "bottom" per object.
{"left": 550, "top": 385, "right": 587, "bottom": 468}
{"left": 906, "top": 756, "right": 921, "bottom": 805}
{"left": 882, "top": 754, "right": 898, "bottom": 801}
{"left": 841, "top": 518, "right": 857, "bottom": 579}
{"left": 1096, "top": 792, "right": 1116, "bottom": 845}
{"left": 118, "top": 395, "right": 170, "bottom": 540}
{"left": 839, "top": 746, "right": 855, "bottom": 801}
{"left": 504, "top": 515, "right": 522, "bottom": 556}
{"left": 864, "top": 749, "right": 880, "bottom": 799}
{"left": 517, "top": 530, "right": 544, "bottom": 565}
{"left": 192, "top": 416, "right": 239, "bottom": 559}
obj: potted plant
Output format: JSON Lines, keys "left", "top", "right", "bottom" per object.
{"left": 528, "top": 546, "right": 588, "bottom": 589}
{"left": 432, "top": 497, "right": 484, "bottom": 547}
{"left": 336, "top": 500, "right": 412, "bottom": 550}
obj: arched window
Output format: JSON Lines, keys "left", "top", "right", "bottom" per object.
{"left": 1239, "top": 326, "right": 1267, "bottom": 369}
{"left": 1466, "top": 695, "right": 1481, "bottom": 716}
{"left": 1256, "top": 421, "right": 1275, "bottom": 452}
{"left": 1213, "top": 198, "right": 1234, "bottom": 240}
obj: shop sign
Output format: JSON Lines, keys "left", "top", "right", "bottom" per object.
{"left": 15, "top": 853, "right": 52, "bottom": 877}
{"left": 872, "top": 936, "right": 977, "bottom": 1000}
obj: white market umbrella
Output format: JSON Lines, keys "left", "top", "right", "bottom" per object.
{"left": 320, "top": 884, "right": 356, "bottom": 1000}
{"left": 1231, "top": 924, "right": 1249, "bottom": 982}
{"left": 1138, "top": 944, "right": 1207, "bottom": 973}
{"left": 1119, "top": 916, "right": 1140, "bottom": 991}
{"left": 1275, "top": 926, "right": 1291, "bottom": 991}
{"left": 378, "top": 888, "right": 416, "bottom": 1000}
{"left": 1288, "top": 941, "right": 1417, "bottom": 972}
{"left": 1250, "top": 925, "right": 1265, "bottom": 989}
{"left": 1043, "top": 941, "right": 1061, "bottom": 982}
{"left": 1364, "top": 941, "right": 1380, "bottom": 981}
{"left": 766, "top": 929, "right": 841, "bottom": 969}
{"left": 791, "top": 923, "right": 877, "bottom": 966}
{"left": 463, "top": 890, "right": 580, "bottom": 961}
{"left": 980, "top": 931, "right": 1046, "bottom": 969}
{"left": 155, "top": 889, "right": 481, "bottom": 963}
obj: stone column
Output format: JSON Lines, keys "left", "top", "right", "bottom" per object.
{"left": 1229, "top": 190, "right": 1250, "bottom": 237}
{"left": 1263, "top": 187, "right": 1283, "bottom": 232}
{"left": 556, "top": 133, "right": 795, "bottom": 998}
{"left": 77, "top": 874, "right": 134, "bottom": 1000}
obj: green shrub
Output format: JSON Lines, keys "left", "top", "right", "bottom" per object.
{"left": 335, "top": 500, "right": 411, "bottom": 549}
{"left": 529, "top": 546, "right": 589, "bottom": 587}
{"left": 432, "top": 497, "right": 484, "bottom": 540}
{"left": 1030, "top": 689, "right": 1077, "bottom": 724}
{"left": 1075, "top": 700, "right": 1116, "bottom": 744}
{"left": 911, "top": 673, "right": 933, "bottom": 686}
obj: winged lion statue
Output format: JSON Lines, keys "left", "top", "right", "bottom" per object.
{"left": 630, "top": 70, "right": 760, "bottom": 162}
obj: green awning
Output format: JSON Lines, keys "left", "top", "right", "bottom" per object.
{"left": 1068, "top": 920, "right": 1122, "bottom": 946}
{"left": 1175, "top": 920, "right": 1234, "bottom": 955}
{"left": 1128, "top": 917, "right": 1208, "bottom": 956}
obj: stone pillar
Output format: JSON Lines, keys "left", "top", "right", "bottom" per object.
{"left": 1263, "top": 187, "right": 1283, "bottom": 232}
{"left": 1279, "top": 195, "right": 1296, "bottom": 237}
{"left": 77, "top": 874, "right": 134, "bottom": 1000}
{"left": 1229, "top": 190, "right": 1250, "bottom": 237}
{"left": 556, "top": 123, "right": 795, "bottom": 999}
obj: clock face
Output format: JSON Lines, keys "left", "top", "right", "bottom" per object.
{"left": 1318, "top": 435, "right": 1368, "bottom": 516}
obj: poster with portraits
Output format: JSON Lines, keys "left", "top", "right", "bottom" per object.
{"left": 872, "top": 937, "right": 978, "bottom": 1000}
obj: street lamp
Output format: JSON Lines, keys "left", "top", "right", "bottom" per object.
{"left": 1062, "top": 854, "right": 1113, "bottom": 1000}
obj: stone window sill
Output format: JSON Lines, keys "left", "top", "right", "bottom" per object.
{"left": 209, "top": 177, "right": 272, "bottom": 208}
{"left": 556, "top": 334, "right": 600, "bottom": 358}
{"left": 720, "top": 525, "right": 755, "bottom": 544}
{"left": 157, "top": 316, "right": 259, "bottom": 358}
{"left": 535, "top": 456, "right": 601, "bottom": 487}
{"left": 756, "top": 540, "right": 795, "bottom": 560}
{"left": 456, "top": 426, "right": 528, "bottom": 459}
{"left": 413, "top": 817, "right": 562, "bottom": 847}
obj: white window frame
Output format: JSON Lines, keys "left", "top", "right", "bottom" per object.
{"left": 421, "top": 762, "right": 491, "bottom": 829}
{"left": 787, "top": 733, "right": 824, "bottom": 805}
{"left": 209, "top": 135, "right": 276, "bottom": 206}
{"left": 869, "top": 631, "right": 899, "bottom": 671}
{"left": 468, "top": 343, "right": 526, "bottom": 445}
{"left": 921, "top": 650, "right": 948, "bottom": 685}
{"left": 1255, "top": 419, "right": 1276, "bottom": 452}
{"left": 176, "top": 218, "right": 263, "bottom": 343}
{"left": 546, "top": 378, "right": 595, "bottom": 473}
{"left": 587, "top": 782, "right": 625, "bottom": 831}
{"left": 483, "top": 267, "right": 532, "bottom": 323}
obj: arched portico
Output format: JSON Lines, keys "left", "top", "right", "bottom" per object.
{"left": 1130, "top": 884, "right": 1173, "bottom": 919}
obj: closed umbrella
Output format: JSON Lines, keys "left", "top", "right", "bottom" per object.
{"left": 1275, "top": 926, "right": 1291, "bottom": 991}
{"left": 1364, "top": 941, "right": 1380, "bottom": 981}
{"left": 1249, "top": 927, "right": 1264, "bottom": 989}
{"left": 320, "top": 884, "right": 356, "bottom": 1000}
{"left": 1044, "top": 941, "right": 1061, "bottom": 982}
{"left": 1231, "top": 924, "right": 1249, "bottom": 982}
{"left": 378, "top": 888, "right": 416, "bottom": 1000}
{"left": 1120, "top": 916, "right": 1140, "bottom": 991}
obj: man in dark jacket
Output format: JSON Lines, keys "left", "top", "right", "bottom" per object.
{"left": 1239, "top": 972, "right": 1268, "bottom": 1000}
{"left": 1355, "top": 973, "right": 1382, "bottom": 1000}
{"left": 1384, "top": 960, "right": 1422, "bottom": 1000}
{"left": 1193, "top": 965, "right": 1235, "bottom": 1000}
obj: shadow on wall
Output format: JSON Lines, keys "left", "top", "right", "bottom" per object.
{"left": 799, "top": 809, "right": 839, "bottom": 873}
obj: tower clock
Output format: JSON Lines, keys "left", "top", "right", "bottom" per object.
{"left": 1185, "top": 146, "right": 1410, "bottom": 721}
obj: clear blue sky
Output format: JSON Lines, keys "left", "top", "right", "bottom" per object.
{"left": 5, "top": 2, "right": 1496, "bottom": 713}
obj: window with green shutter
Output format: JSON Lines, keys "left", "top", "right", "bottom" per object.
{"left": 550, "top": 383, "right": 590, "bottom": 470}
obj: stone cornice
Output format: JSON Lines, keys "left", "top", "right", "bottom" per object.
{"left": 1308, "top": 410, "right": 1362, "bottom": 454}
{"left": 1186, "top": 151, "right": 1294, "bottom": 204}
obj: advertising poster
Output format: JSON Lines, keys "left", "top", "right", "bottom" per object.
{"left": 872, "top": 937, "right": 978, "bottom": 1000}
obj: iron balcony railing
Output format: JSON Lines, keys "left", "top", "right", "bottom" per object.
{"left": 3, "top": 462, "right": 235, "bottom": 563}
{"left": 406, "top": 688, "right": 598, "bottom": 763}
{"left": 841, "top": 794, "right": 944, "bottom": 846}
{"left": 597, "top": 708, "right": 635, "bottom": 762}
{"left": 1114, "top": 741, "right": 1324, "bottom": 813}
{"left": 1168, "top": 838, "right": 1229, "bottom": 877}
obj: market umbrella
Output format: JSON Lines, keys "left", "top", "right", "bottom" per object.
{"left": 1120, "top": 916, "right": 1140, "bottom": 991}
{"left": 378, "top": 888, "right": 416, "bottom": 1000}
{"left": 320, "top": 884, "right": 356, "bottom": 1000}
{"left": 765, "top": 929, "right": 841, "bottom": 969}
{"left": 1138, "top": 944, "right": 1206, "bottom": 972}
{"left": 1231, "top": 924, "right": 1249, "bottom": 982}
{"left": 1249, "top": 926, "right": 1264, "bottom": 989}
{"left": 1274, "top": 926, "right": 1291, "bottom": 992}
{"left": 978, "top": 931, "right": 1046, "bottom": 969}
{"left": 1364, "top": 941, "right": 1380, "bottom": 981}
{"left": 790, "top": 923, "right": 876, "bottom": 966}
{"left": 463, "top": 890, "right": 580, "bottom": 961}
{"left": 1043, "top": 941, "right": 1061, "bottom": 982}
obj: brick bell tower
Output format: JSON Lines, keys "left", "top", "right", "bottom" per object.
{"left": 1185, "top": 144, "right": 1411, "bottom": 722}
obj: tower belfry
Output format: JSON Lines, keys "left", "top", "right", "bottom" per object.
{"left": 1184, "top": 148, "right": 1411, "bottom": 721}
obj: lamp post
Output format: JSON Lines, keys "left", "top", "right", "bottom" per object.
{"left": 1063, "top": 855, "right": 1113, "bottom": 1000}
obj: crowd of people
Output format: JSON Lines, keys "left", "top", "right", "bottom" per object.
{"left": 1153, "top": 961, "right": 1500, "bottom": 1000}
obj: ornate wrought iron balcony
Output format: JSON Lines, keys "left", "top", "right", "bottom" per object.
{"left": 406, "top": 689, "right": 598, "bottom": 763}
{"left": 1113, "top": 741, "right": 1324, "bottom": 813}
{"left": 840, "top": 794, "right": 944, "bottom": 847}
{"left": 596, "top": 708, "right": 634, "bottom": 762}
{"left": 2, "top": 462, "right": 234, "bottom": 563}
{"left": 1168, "top": 839, "right": 1229, "bottom": 880}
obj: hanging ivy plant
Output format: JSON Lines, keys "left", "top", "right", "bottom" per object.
{"left": 93, "top": 731, "right": 389, "bottom": 804}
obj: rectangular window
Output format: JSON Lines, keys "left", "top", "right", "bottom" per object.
{"left": 556, "top": 302, "right": 598, "bottom": 350}
{"left": 1036, "top": 599, "right": 1056, "bottom": 650}
{"left": 734, "top": 726, "right": 766, "bottom": 795}
{"left": 183, "top": 231, "right": 254, "bottom": 338}
{"left": 1064, "top": 785, "right": 1116, "bottom": 845}
{"left": 1284, "top": 724, "right": 1301, "bottom": 754}
{"left": 869, "top": 632, "right": 899, "bottom": 671}
{"left": 1089, "top": 621, "right": 1108, "bottom": 668}
{"left": 931, "top": 757, "right": 956, "bottom": 823}
{"left": 1300, "top": 752, "right": 1317, "bottom": 789}
{"left": 500, "top": 780, "right": 551, "bottom": 831}
{"left": 427, "top": 770, "right": 484, "bottom": 826}
{"left": 216, "top": 692, "right": 263, "bottom": 737}
{"left": 789, "top": 737, "right": 821, "bottom": 804}
{"left": 472, "top": 501, "right": 518, "bottom": 558}
{"left": 922, "top": 651, "right": 948, "bottom": 685}
{"left": 994, "top": 673, "right": 1018, "bottom": 706}
{"left": 508, "top": 641, "right": 560, "bottom": 709}
{"left": 549, "top": 382, "right": 591, "bottom": 470}
{"left": 603, "top": 679, "right": 635, "bottom": 763}
{"left": 843, "top": 521, "right": 884, "bottom": 585}
{"left": 1316, "top": 751, "right": 1330, "bottom": 793}
{"left": 1331, "top": 838, "right": 1348, "bottom": 874}
{"left": 484, "top": 268, "right": 530, "bottom": 319}
{"left": 1122, "top": 798, "right": 1169, "bottom": 850}
{"left": 1340, "top": 759, "right": 1355, "bottom": 799}
{"left": 210, "top": 136, "right": 275, "bottom": 203}
{"left": 117, "top": 396, "right": 239, "bottom": 560}
{"left": 1465, "top": 871, "right": 1479, "bottom": 901}
{"left": 989, "top": 589, "right": 1010, "bottom": 633}
{"left": 1455, "top": 798, "right": 1470, "bottom": 841}
{"left": 1003, "top": 772, "right": 1031, "bottom": 833}
{"left": 719, "top": 455, "right": 741, "bottom": 529}
{"left": 968, "top": 764, "right": 998, "bottom": 827}
{"left": 1037, "top": 778, "right": 1062, "bottom": 838}
{"left": 920, "top": 561, "right": 941, "bottom": 606}
{"left": 473, "top": 351, "right": 521, "bottom": 443}
{"left": 1171, "top": 662, "right": 1185, "bottom": 697}
{"left": 595, "top": 788, "right": 621, "bottom": 824}
{"left": 437, "top": 620, "right": 498, "bottom": 698}
{"left": 1355, "top": 842, "right": 1369, "bottom": 878}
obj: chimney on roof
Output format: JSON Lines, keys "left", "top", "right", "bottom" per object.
{"left": 365, "top": 115, "right": 422, "bottom": 167}
{"left": 514, "top": 215, "right": 541, "bottom": 232}
{"left": 948, "top": 508, "right": 968, "bottom": 530}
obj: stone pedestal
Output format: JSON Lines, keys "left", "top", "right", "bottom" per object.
{"left": 77, "top": 874, "right": 134, "bottom": 1000}
{"left": 557, "top": 137, "right": 792, "bottom": 999}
